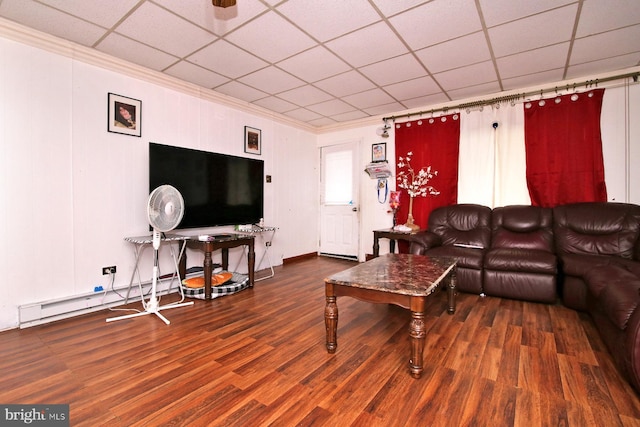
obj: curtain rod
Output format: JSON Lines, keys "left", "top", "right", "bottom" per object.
{"left": 382, "top": 71, "right": 640, "bottom": 123}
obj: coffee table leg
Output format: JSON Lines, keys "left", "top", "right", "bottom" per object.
{"left": 447, "top": 271, "right": 457, "bottom": 314}
{"left": 409, "top": 309, "right": 426, "bottom": 378}
{"left": 325, "top": 294, "right": 338, "bottom": 354}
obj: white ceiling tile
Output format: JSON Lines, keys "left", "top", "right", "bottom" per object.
{"left": 371, "top": 0, "right": 431, "bottom": 17}
{"left": 0, "top": 0, "right": 106, "bottom": 46}
{"left": 329, "top": 110, "right": 370, "bottom": 122}
{"left": 383, "top": 76, "right": 440, "bottom": 101}
{"left": 566, "top": 53, "right": 640, "bottom": 80}
{"left": 479, "top": 0, "right": 574, "bottom": 27}
{"left": 446, "top": 81, "right": 502, "bottom": 100}
{"left": 252, "top": 96, "right": 298, "bottom": 113}
{"left": 278, "top": 85, "right": 334, "bottom": 106}
{"left": 307, "top": 117, "right": 338, "bottom": 127}
{"left": 401, "top": 93, "right": 451, "bottom": 110}
{"left": 226, "top": 11, "right": 316, "bottom": 63}
{"left": 342, "top": 89, "right": 395, "bottom": 109}
{"left": 307, "top": 99, "right": 356, "bottom": 116}
{"left": 326, "top": 21, "right": 408, "bottom": 68}
{"left": 497, "top": 43, "right": 570, "bottom": 79}
{"left": 115, "top": 2, "right": 216, "bottom": 57}
{"left": 359, "top": 54, "right": 426, "bottom": 86}
{"left": 415, "top": 32, "right": 491, "bottom": 74}
{"left": 577, "top": 0, "right": 640, "bottom": 37}
{"left": 277, "top": 0, "right": 381, "bottom": 42}
{"left": 502, "top": 70, "right": 565, "bottom": 92}
{"left": 277, "top": 46, "right": 351, "bottom": 83}
{"left": 283, "top": 108, "right": 323, "bottom": 122}
{"left": 571, "top": 26, "right": 640, "bottom": 65}
{"left": 214, "top": 81, "right": 267, "bottom": 102}
{"left": 187, "top": 40, "right": 267, "bottom": 79}
{"left": 239, "top": 66, "right": 305, "bottom": 94}
{"left": 314, "top": 71, "right": 376, "bottom": 97}
{"left": 97, "top": 33, "right": 178, "bottom": 71}
{"left": 434, "top": 61, "right": 498, "bottom": 91}
{"left": 489, "top": 5, "right": 578, "bottom": 57}
{"left": 363, "top": 102, "right": 406, "bottom": 115}
{"left": 390, "top": 0, "right": 482, "bottom": 50}
{"left": 154, "top": 0, "right": 267, "bottom": 36}
{"left": 39, "top": 0, "right": 140, "bottom": 28}
{"left": 164, "top": 61, "right": 229, "bottom": 89}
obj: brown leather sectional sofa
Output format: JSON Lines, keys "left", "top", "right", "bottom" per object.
{"left": 409, "top": 202, "right": 640, "bottom": 392}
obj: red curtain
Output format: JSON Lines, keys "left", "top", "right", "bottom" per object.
{"left": 524, "top": 89, "right": 607, "bottom": 207}
{"left": 394, "top": 114, "right": 460, "bottom": 230}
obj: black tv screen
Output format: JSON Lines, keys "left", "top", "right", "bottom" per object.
{"left": 149, "top": 143, "right": 264, "bottom": 229}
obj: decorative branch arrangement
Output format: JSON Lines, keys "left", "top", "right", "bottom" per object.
{"left": 396, "top": 152, "right": 439, "bottom": 198}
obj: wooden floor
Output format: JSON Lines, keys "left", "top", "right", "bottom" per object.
{"left": 2, "top": 256, "right": 640, "bottom": 426}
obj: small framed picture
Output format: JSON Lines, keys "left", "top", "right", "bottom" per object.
{"left": 108, "top": 93, "right": 141, "bottom": 137}
{"left": 244, "top": 126, "right": 261, "bottom": 155}
{"left": 372, "top": 142, "right": 386, "bottom": 162}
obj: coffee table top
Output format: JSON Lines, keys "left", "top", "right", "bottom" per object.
{"left": 325, "top": 254, "right": 456, "bottom": 297}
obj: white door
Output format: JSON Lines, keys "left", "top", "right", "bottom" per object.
{"left": 319, "top": 141, "right": 360, "bottom": 259}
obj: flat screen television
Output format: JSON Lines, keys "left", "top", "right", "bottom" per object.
{"left": 149, "top": 142, "right": 264, "bottom": 229}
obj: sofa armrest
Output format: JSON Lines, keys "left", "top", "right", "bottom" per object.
{"left": 409, "top": 231, "right": 442, "bottom": 255}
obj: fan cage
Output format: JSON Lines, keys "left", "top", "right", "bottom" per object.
{"left": 148, "top": 185, "right": 185, "bottom": 232}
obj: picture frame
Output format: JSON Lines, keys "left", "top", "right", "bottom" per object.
{"left": 244, "top": 126, "right": 262, "bottom": 155}
{"left": 108, "top": 93, "right": 141, "bottom": 137}
{"left": 372, "top": 142, "right": 386, "bottom": 162}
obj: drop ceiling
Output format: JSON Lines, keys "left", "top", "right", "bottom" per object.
{"left": 1, "top": 0, "right": 639, "bottom": 128}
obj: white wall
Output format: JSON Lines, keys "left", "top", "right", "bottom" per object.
{"left": 0, "top": 35, "right": 319, "bottom": 330}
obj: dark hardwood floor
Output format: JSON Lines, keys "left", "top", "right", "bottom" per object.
{"left": 1, "top": 256, "right": 640, "bottom": 426}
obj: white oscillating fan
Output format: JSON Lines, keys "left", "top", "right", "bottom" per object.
{"left": 108, "top": 185, "right": 193, "bottom": 325}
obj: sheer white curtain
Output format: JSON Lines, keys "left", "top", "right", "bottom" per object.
{"left": 458, "top": 103, "right": 530, "bottom": 208}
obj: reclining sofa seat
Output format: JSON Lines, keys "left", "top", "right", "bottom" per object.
{"left": 483, "top": 205, "right": 557, "bottom": 303}
{"left": 409, "top": 204, "right": 492, "bottom": 294}
{"left": 553, "top": 202, "right": 640, "bottom": 310}
{"left": 553, "top": 202, "right": 640, "bottom": 392}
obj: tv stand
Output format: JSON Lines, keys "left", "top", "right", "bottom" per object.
{"left": 179, "top": 233, "right": 255, "bottom": 299}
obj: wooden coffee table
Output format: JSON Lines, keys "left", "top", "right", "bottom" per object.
{"left": 324, "top": 253, "right": 457, "bottom": 378}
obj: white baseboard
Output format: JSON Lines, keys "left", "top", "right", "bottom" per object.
{"left": 18, "top": 275, "right": 185, "bottom": 328}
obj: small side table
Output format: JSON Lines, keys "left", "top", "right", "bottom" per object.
{"left": 123, "top": 234, "right": 189, "bottom": 303}
{"left": 373, "top": 228, "right": 424, "bottom": 257}
{"left": 236, "top": 225, "right": 277, "bottom": 281}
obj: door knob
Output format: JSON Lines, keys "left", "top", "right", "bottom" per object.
{"left": 352, "top": 207, "right": 358, "bottom": 212}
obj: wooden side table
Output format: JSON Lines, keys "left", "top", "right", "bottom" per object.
{"left": 373, "top": 228, "right": 424, "bottom": 257}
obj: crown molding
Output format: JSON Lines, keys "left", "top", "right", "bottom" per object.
{"left": 0, "top": 17, "right": 319, "bottom": 134}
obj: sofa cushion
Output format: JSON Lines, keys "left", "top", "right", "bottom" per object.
{"left": 554, "top": 202, "right": 640, "bottom": 259}
{"left": 585, "top": 266, "right": 640, "bottom": 330}
{"left": 428, "top": 204, "right": 492, "bottom": 249}
{"left": 422, "top": 246, "right": 483, "bottom": 270}
{"left": 484, "top": 248, "right": 556, "bottom": 274}
{"left": 491, "top": 206, "right": 554, "bottom": 252}
{"left": 558, "top": 253, "right": 615, "bottom": 277}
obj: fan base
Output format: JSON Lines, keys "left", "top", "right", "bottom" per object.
{"left": 106, "top": 301, "right": 193, "bottom": 325}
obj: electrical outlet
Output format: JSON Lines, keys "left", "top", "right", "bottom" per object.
{"left": 102, "top": 266, "right": 116, "bottom": 275}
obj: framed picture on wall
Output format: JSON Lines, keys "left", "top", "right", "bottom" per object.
{"left": 244, "top": 126, "right": 261, "bottom": 155}
{"left": 108, "top": 93, "right": 141, "bottom": 137}
{"left": 372, "top": 142, "right": 386, "bottom": 162}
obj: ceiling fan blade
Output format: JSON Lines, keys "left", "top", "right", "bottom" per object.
{"left": 212, "top": 0, "right": 236, "bottom": 7}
